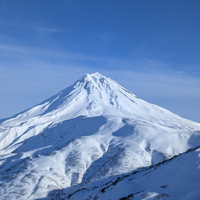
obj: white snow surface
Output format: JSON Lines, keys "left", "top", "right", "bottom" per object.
{"left": 0, "top": 72, "right": 200, "bottom": 200}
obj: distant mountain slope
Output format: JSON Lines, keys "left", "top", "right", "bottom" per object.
{"left": 0, "top": 72, "right": 200, "bottom": 200}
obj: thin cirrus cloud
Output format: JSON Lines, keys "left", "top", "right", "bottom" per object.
{"left": 0, "top": 44, "right": 102, "bottom": 67}
{"left": 0, "top": 20, "right": 69, "bottom": 35}
{"left": 35, "top": 27, "right": 69, "bottom": 34}
{"left": 0, "top": 45, "right": 23, "bottom": 52}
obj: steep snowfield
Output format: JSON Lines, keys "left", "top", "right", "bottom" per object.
{"left": 0, "top": 72, "right": 200, "bottom": 199}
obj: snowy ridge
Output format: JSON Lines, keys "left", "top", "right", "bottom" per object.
{"left": 64, "top": 145, "right": 200, "bottom": 200}
{"left": 0, "top": 72, "right": 200, "bottom": 199}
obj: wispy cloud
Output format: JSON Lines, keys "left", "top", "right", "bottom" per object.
{"left": 0, "top": 20, "right": 68, "bottom": 35}
{"left": 0, "top": 43, "right": 199, "bottom": 78}
{"left": 0, "top": 44, "right": 103, "bottom": 67}
{"left": 0, "top": 45, "right": 23, "bottom": 52}
{"left": 35, "top": 27, "right": 69, "bottom": 34}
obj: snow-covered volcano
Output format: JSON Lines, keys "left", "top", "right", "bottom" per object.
{"left": 0, "top": 72, "right": 200, "bottom": 200}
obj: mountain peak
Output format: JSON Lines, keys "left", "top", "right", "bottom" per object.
{"left": 72, "top": 72, "right": 119, "bottom": 102}
{"left": 79, "top": 72, "right": 105, "bottom": 82}
{"left": 77, "top": 72, "right": 111, "bottom": 90}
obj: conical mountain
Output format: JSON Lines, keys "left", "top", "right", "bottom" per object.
{"left": 0, "top": 72, "right": 200, "bottom": 200}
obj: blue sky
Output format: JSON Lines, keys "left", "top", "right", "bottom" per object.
{"left": 0, "top": 0, "right": 200, "bottom": 122}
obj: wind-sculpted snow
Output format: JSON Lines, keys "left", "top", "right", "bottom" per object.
{"left": 0, "top": 72, "right": 200, "bottom": 199}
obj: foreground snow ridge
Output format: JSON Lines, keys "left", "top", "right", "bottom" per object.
{"left": 0, "top": 72, "right": 200, "bottom": 200}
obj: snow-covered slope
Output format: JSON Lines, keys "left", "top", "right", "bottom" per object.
{"left": 63, "top": 145, "right": 200, "bottom": 200}
{"left": 0, "top": 72, "right": 200, "bottom": 200}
